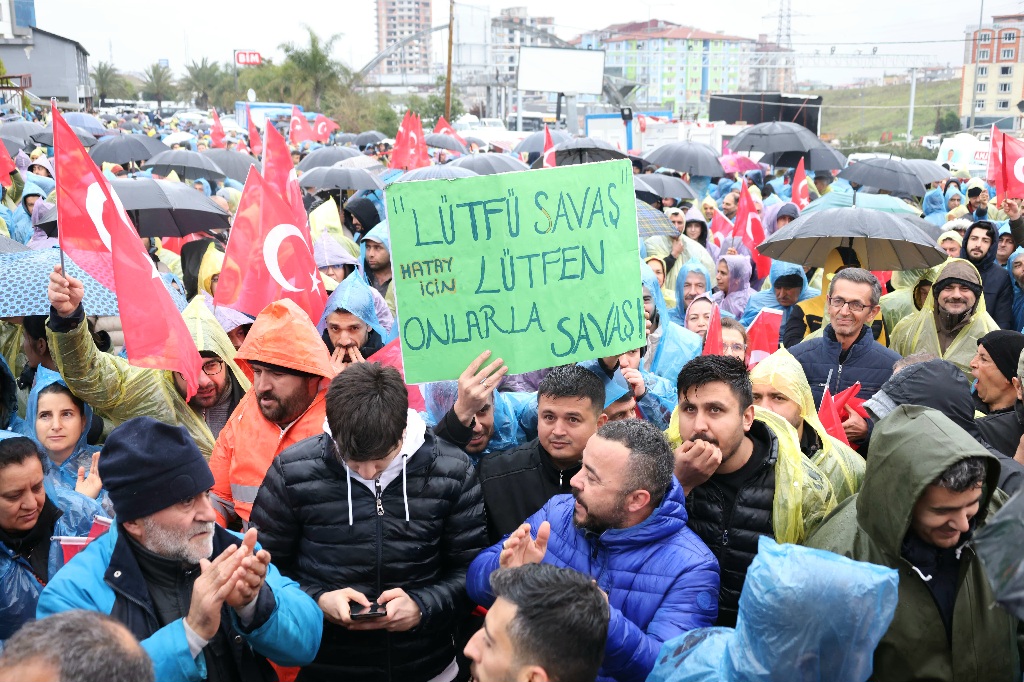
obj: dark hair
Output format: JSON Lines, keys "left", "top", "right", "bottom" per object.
{"left": 36, "top": 382, "right": 85, "bottom": 416}
{"left": 326, "top": 362, "right": 408, "bottom": 462}
{"left": 0, "top": 437, "right": 42, "bottom": 472}
{"left": 933, "top": 456, "right": 987, "bottom": 492}
{"left": 489, "top": 564, "right": 609, "bottom": 682}
{"left": 0, "top": 610, "right": 154, "bottom": 682}
{"left": 720, "top": 317, "right": 748, "bottom": 344}
{"left": 829, "top": 267, "right": 882, "bottom": 307}
{"left": 22, "top": 315, "right": 47, "bottom": 342}
{"left": 676, "top": 355, "right": 753, "bottom": 411}
{"left": 597, "top": 419, "right": 675, "bottom": 508}
{"left": 538, "top": 365, "right": 605, "bottom": 417}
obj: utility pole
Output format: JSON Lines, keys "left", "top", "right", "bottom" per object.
{"left": 444, "top": 0, "right": 455, "bottom": 119}
{"left": 906, "top": 68, "right": 917, "bottom": 143}
{"left": 970, "top": 0, "right": 986, "bottom": 131}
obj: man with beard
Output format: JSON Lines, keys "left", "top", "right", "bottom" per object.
{"left": 36, "top": 416, "right": 322, "bottom": 682}
{"left": 959, "top": 221, "right": 1014, "bottom": 330}
{"left": 467, "top": 419, "right": 720, "bottom": 682}
{"left": 320, "top": 275, "right": 389, "bottom": 368}
{"left": 210, "top": 300, "right": 335, "bottom": 528}
{"left": 362, "top": 223, "right": 394, "bottom": 310}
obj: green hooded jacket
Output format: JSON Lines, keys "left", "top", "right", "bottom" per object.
{"left": 807, "top": 404, "right": 1020, "bottom": 681}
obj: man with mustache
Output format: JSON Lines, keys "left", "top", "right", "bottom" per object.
{"left": 36, "top": 416, "right": 322, "bottom": 681}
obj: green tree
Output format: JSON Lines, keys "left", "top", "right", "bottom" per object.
{"left": 90, "top": 61, "right": 133, "bottom": 107}
{"left": 935, "top": 109, "right": 961, "bottom": 135}
{"left": 407, "top": 77, "right": 464, "bottom": 126}
{"left": 141, "top": 62, "right": 176, "bottom": 113}
{"left": 179, "top": 58, "right": 222, "bottom": 109}
{"left": 280, "top": 26, "right": 351, "bottom": 110}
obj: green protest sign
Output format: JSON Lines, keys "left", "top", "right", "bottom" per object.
{"left": 386, "top": 159, "right": 644, "bottom": 384}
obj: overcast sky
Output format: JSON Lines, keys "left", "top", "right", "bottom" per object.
{"left": 36, "top": 0, "right": 1022, "bottom": 86}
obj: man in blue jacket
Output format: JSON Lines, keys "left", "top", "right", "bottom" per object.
{"left": 467, "top": 419, "right": 720, "bottom": 682}
{"left": 36, "top": 416, "right": 322, "bottom": 682}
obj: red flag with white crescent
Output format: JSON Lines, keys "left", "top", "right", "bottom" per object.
{"left": 209, "top": 109, "right": 226, "bottom": 149}
{"left": 792, "top": 157, "right": 810, "bottom": 209}
{"left": 313, "top": 114, "right": 340, "bottom": 143}
{"left": 433, "top": 115, "right": 466, "bottom": 146}
{"left": 289, "top": 106, "right": 317, "bottom": 145}
{"left": 246, "top": 104, "right": 263, "bottom": 157}
{"left": 390, "top": 111, "right": 430, "bottom": 170}
{"left": 542, "top": 125, "right": 556, "bottom": 168}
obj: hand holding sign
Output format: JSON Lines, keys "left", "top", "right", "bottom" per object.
{"left": 453, "top": 350, "right": 508, "bottom": 425}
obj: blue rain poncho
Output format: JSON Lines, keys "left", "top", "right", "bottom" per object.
{"left": 922, "top": 188, "right": 948, "bottom": 227}
{"left": 669, "top": 260, "right": 713, "bottom": 327}
{"left": 317, "top": 272, "right": 393, "bottom": 341}
{"left": 642, "top": 262, "right": 702, "bottom": 383}
{"left": 421, "top": 382, "right": 537, "bottom": 456}
{"left": 577, "top": 358, "right": 676, "bottom": 429}
{"left": 740, "top": 260, "right": 819, "bottom": 327}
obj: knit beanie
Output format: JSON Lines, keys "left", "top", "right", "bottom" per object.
{"left": 98, "top": 416, "right": 214, "bottom": 521}
{"left": 978, "top": 330, "right": 1024, "bottom": 383}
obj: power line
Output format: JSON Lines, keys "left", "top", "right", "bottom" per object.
{"left": 709, "top": 94, "right": 962, "bottom": 110}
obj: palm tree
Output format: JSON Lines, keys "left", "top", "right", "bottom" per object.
{"left": 279, "top": 26, "right": 350, "bottom": 110}
{"left": 91, "top": 61, "right": 131, "bottom": 107}
{"left": 141, "top": 62, "right": 176, "bottom": 114}
{"left": 179, "top": 58, "right": 222, "bottom": 109}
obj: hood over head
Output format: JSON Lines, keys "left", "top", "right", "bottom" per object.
{"left": 960, "top": 220, "right": 999, "bottom": 269}
{"left": 313, "top": 230, "right": 360, "bottom": 270}
{"left": 25, "top": 366, "right": 94, "bottom": 454}
{"left": 422, "top": 381, "right": 532, "bottom": 453}
{"left": 720, "top": 254, "right": 752, "bottom": 294}
{"left": 344, "top": 196, "right": 381, "bottom": 234}
{"left": 673, "top": 259, "right": 713, "bottom": 319}
{"left": 181, "top": 296, "right": 251, "bottom": 390}
{"left": 197, "top": 242, "right": 224, "bottom": 297}
{"left": 317, "top": 272, "right": 390, "bottom": 340}
{"left": 235, "top": 298, "right": 335, "bottom": 380}
{"left": 922, "top": 188, "right": 946, "bottom": 216}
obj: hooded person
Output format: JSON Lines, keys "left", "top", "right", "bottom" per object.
{"left": 761, "top": 202, "right": 800, "bottom": 238}
{"left": 196, "top": 242, "right": 224, "bottom": 298}
{"left": 890, "top": 259, "right": 999, "bottom": 376}
{"left": 670, "top": 259, "right": 713, "bottom": 326}
{"left": 209, "top": 299, "right": 335, "bottom": 528}
{"left": 806, "top": 406, "right": 1022, "bottom": 681}
{"left": 1007, "top": 246, "right": 1024, "bottom": 331}
{"left": 422, "top": 378, "right": 537, "bottom": 460}
{"left": 682, "top": 204, "right": 709, "bottom": 248}
{"left": 313, "top": 230, "right": 361, "bottom": 287}
{"left": 11, "top": 179, "right": 45, "bottom": 244}
{"left": 343, "top": 195, "right": 381, "bottom": 240}
{"left": 45, "top": 276, "right": 250, "bottom": 459}
{"left": 701, "top": 194, "right": 717, "bottom": 224}
{"left": 646, "top": 232, "right": 717, "bottom": 303}
{"left": 922, "top": 188, "right": 949, "bottom": 227}
{"left": 944, "top": 184, "right": 964, "bottom": 213}
{"left": 179, "top": 238, "right": 222, "bottom": 301}
{"left": 25, "top": 156, "right": 55, "bottom": 195}
{"left": 937, "top": 229, "right": 963, "bottom": 258}
{"left": 26, "top": 198, "right": 57, "bottom": 250}
{"left": 642, "top": 262, "right": 703, "bottom": 384}
{"left": 964, "top": 177, "right": 989, "bottom": 220}
{"left": 740, "top": 261, "right": 820, "bottom": 328}
{"left": 360, "top": 221, "right": 396, "bottom": 318}
{"left": 644, "top": 255, "right": 674, "bottom": 307}
{"left": 749, "top": 348, "right": 865, "bottom": 503}
{"left": 713, "top": 254, "right": 753, "bottom": 319}
{"left": 959, "top": 220, "right": 1015, "bottom": 330}
{"left": 879, "top": 266, "right": 939, "bottom": 338}
{"left": 317, "top": 273, "right": 392, "bottom": 364}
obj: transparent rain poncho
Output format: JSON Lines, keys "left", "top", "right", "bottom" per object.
{"left": 642, "top": 261, "right": 702, "bottom": 384}
{"left": 317, "top": 272, "right": 393, "bottom": 342}
{"left": 421, "top": 381, "right": 537, "bottom": 455}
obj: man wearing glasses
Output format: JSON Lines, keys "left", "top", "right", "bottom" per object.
{"left": 790, "top": 268, "right": 900, "bottom": 446}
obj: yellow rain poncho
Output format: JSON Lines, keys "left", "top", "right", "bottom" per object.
{"left": 890, "top": 258, "right": 998, "bottom": 376}
{"left": 308, "top": 196, "right": 351, "bottom": 244}
{"left": 645, "top": 233, "right": 716, "bottom": 302}
{"left": 666, "top": 404, "right": 837, "bottom": 544}
{"left": 196, "top": 242, "right": 225, "bottom": 297}
{"left": 47, "top": 297, "right": 250, "bottom": 459}
{"left": 749, "top": 348, "right": 865, "bottom": 502}
{"left": 879, "top": 266, "right": 939, "bottom": 338}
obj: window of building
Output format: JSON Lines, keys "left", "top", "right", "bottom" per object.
{"left": 1002, "top": 65, "right": 1013, "bottom": 75}
{"left": 979, "top": 49, "right": 991, "bottom": 60}
{"left": 1002, "top": 48, "right": 1016, "bottom": 59}
{"left": 1004, "top": 31, "right": 1017, "bottom": 41}
{"left": 978, "top": 66, "right": 989, "bottom": 76}
{"left": 999, "top": 100, "right": 1011, "bottom": 109}
{"left": 1000, "top": 82, "right": 1012, "bottom": 92}
{"left": 980, "top": 32, "right": 992, "bottom": 43}
{"left": 977, "top": 99, "right": 986, "bottom": 110}
{"left": 977, "top": 82, "right": 987, "bottom": 93}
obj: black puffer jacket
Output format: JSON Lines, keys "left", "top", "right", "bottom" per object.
{"left": 250, "top": 428, "right": 487, "bottom": 682}
{"left": 685, "top": 421, "right": 776, "bottom": 627}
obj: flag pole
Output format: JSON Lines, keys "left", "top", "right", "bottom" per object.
{"left": 49, "top": 98, "right": 68, "bottom": 278}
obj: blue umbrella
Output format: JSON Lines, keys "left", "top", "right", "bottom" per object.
{"left": 0, "top": 249, "right": 119, "bottom": 317}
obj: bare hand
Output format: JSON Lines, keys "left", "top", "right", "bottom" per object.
{"left": 186, "top": 543, "right": 248, "bottom": 640}
{"left": 48, "top": 265, "right": 85, "bottom": 317}
{"left": 842, "top": 410, "right": 868, "bottom": 442}
{"left": 330, "top": 345, "right": 365, "bottom": 375}
{"left": 226, "top": 528, "right": 270, "bottom": 610}
{"left": 674, "top": 438, "right": 722, "bottom": 494}
{"left": 75, "top": 452, "right": 103, "bottom": 499}
{"left": 376, "top": 588, "right": 422, "bottom": 632}
{"left": 499, "top": 522, "right": 550, "bottom": 569}
{"left": 671, "top": 237, "right": 684, "bottom": 258}
{"left": 453, "top": 350, "right": 507, "bottom": 425}
{"left": 1005, "top": 197, "right": 1021, "bottom": 222}
{"left": 620, "top": 366, "right": 646, "bottom": 399}
{"left": 318, "top": 587, "right": 371, "bottom": 627}
{"left": 726, "top": 248, "right": 738, "bottom": 256}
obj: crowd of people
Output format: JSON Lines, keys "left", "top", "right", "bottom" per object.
{"left": 0, "top": 106, "right": 1022, "bottom": 682}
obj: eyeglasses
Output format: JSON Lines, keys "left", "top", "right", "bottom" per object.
{"left": 827, "top": 296, "right": 871, "bottom": 313}
{"left": 201, "top": 359, "right": 225, "bottom": 376}
{"left": 722, "top": 343, "right": 746, "bottom": 353}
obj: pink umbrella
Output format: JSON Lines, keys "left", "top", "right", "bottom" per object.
{"left": 719, "top": 153, "right": 762, "bottom": 174}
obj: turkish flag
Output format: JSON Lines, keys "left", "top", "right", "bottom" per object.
{"left": 818, "top": 387, "right": 850, "bottom": 445}
{"left": 542, "top": 125, "right": 556, "bottom": 168}
{"left": 236, "top": 136, "right": 250, "bottom": 155}
{"left": 745, "top": 308, "right": 783, "bottom": 369}
{"left": 833, "top": 382, "right": 868, "bottom": 420}
{"left": 433, "top": 115, "right": 466, "bottom": 146}
{"left": 368, "top": 338, "right": 426, "bottom": 412}
{"left": 709, "top": 206, "right": 733, "bottom": 248}
{"left": 0, "top": 137, "right": 17, "bottom": 188}
{"left": 289, "top": 106, "right": 317, "bottom": 145}
{"left": 214, "top": 170, "right": 326, "bottom": 323}
{"left": 313, "top": 114, "right": 340, "bottom": 143}
{"left": 1000, "top": 132, "right": 1024, "bottom": 199}
{"left": 52, "top": 106, "right": 202, "bottom": 398}
{"left": 390, "top": 111, "right": 430, "bottom": 171}
{"left": 262, "top": 122, "right": 306, "bottom": 222}
{"left": 209, "top": 109, "right": 226, "bottom": 149}
{"left": 990, "top": 125, "right": 1004, "bottom": 201}
{"left": 246, "top": 104, "right": 263, "bottom": 158}
{"left": 160, "top": 233, "right": 205, "bottom": 255}
{"left": 792, "top": 157, "right": 810, "bottom": 209}
{"left": 701, "top": 302, "right": 723, "bottom": 356}
{"left": 735, "top": 182, "right": 771, "bottom": 279}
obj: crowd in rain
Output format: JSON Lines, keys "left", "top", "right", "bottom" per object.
{"left": 0, "top": 105, "right": 1022, "bottom": 682}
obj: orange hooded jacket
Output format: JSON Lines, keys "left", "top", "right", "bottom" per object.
{"left": 210, "top": 299, "right": 335, "bottom": 526}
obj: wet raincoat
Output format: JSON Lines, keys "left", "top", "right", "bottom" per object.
{"left": 879, "top": 266, "right": 939, "bottom": 338}
{"left": 749, "top": 348, "right": 865, "bottom": 502}
{"left": 923, "top": 188, "right": 949, "bottom": 227}
{"left": 360, "top": 221, "right": 397, "bottom": 319}
{"left": 670, "top": 260, "right": 713, "bottom": 326}
{"left": 196, "top": 242, "right": 224, "bottom": 298}
{"left": 807, "top": 405, "right": 1021, "bottom": 682}
{"left": 312, "top": 230, "right": 360, "bottom": 271}
{"left": 209, "top": 299, "right": 335, "bottom": 526}
{"left": 0, "top": 352, "right": 24, "bottom": 436}
{"left": 945, "top": 184, "right": 965, "bottom": 212}
{"left": 642, "top": 263, "right": 702, "bottom": 384}
{"left": 890, "top": 259, "right": 999, "bottom": 376}
{"left": 1, "top": 483, "right": 102, "bottom": 644}
{"left": 46, "top": 297, "right": 249, "bottom": 460}
{"left": 422, "top": 382, "right": 537, "bottom": 455}
{"left": 317, "top": 272, "right": 395, "bottom": 348}
{"left": 646, "top": 234, "right": 717, "bottom": 304}
{"left": 740, "top": 261, "right": 819, "bottom": 327}
{"left": 761, "top": 202, "right": 799, "bottom": 238}
{"left": 10, "top": 179, "right": 44, "bottom": 244}
{"left": 1007, "top": 246, "right": 1024, "bottom": 331}
{"left": 578, "top": 358, "right": 676, "bottom": 430}
{"left": 712, "top": 255, "right": 752, "bottom": 319}
{"left": 309, "top": 196, "right": 352, "bottom": 243}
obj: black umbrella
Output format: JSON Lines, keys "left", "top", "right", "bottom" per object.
{"left": 201, "top": 149, "right": 261, "bottom": 183}
{"left": 355, "top": 130, "right": 386, "bottom": 147}
{"left": 636, "top": 173, "right": 698, "bottom": 200}
{"left": 393, "top": 165, "right": 479, "bottom": 182}
{"left": 903, "top": 158, "right": 951, "bottom": 186}
{"left": 544, "top": 137, "right": 628, "bottom": 166}
{"left": 758, "top": 207, "right": 947, "bottom": 270}
{"left": 424, "top": 133, "right": 468, "bottom": 154}
{"left": 90, "top": 135, "right": 169, "bottom": 165}
{"left": 449, "top": 153, "right": 529, "bottom": 175}
{"left": 760, "top": 142, "right": 848, "bottom": 172}
{"left": 296, "top": 146, "right": 361, "bottom": 172}
{"left": 297, "top": 166, "right": 384, "bottom": 192}
{"left": 31, "top": 125, "right": 97, "bottom": 148}
{"left": 99, "top": 114, "right": 118, "bottom": 122}
{"left": 0, "top": 120, "right": 43, "bottom": 145}
{"left": 118, "top": 121, "right": 144, "bottom": 132}
{"left": 336, "top": 133, "right": 358, "bottom": 145}
{"left": 36, "top": 177, "right": 230, "bottom": 238}
{"left": 143, "top": 149, "right": 226, "bottom": 182}
{"left": 464, "top": 135, "right": 487, "bottom": 149}
{"left": 728, "top": 121, "right": 821, "bottom": 155}
{"left": 513, "top": 129, "right": 571, "bottom": 154}
{"left": 838, "top": 158, "right": 926, "bottom": 197}
{"left": 0, "top": 136, "right": 23, "bottom": 157}
{"left": 643, "top": 141, "right": 725, "bottom": 176}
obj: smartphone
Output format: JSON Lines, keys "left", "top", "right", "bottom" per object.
{"left": 350, "top": 602, "right": 387, "bottom": 620}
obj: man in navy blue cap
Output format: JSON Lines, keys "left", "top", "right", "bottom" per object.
{"left": 36, "top": 416, "right": 322, "bottom": 682}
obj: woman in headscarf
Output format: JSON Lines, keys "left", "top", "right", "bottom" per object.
{"left": 938, "top": 229, "right": 963, "bottom": 258}
{"left": 713, "top": 254, "right": 753, "bottom": 318}
{"left": 683, "top": 293, "right": 715, "bottom": 339}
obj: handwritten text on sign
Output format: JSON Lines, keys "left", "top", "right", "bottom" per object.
{"left": 386, "top": 159, "right": 643, "bottom": 384}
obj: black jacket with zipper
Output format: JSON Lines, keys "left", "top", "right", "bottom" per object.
{"left": 249, "top": 430, "right": 487, "bottom": 682}
{"left": 477, "top": 439, "right": 580, "bottom": 543}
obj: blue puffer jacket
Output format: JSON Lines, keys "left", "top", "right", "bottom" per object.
{"left": 789, "top": 324, "right": 902, "bottom": 405}
{"left": 467, "top": 478, "right": 720, "bottom": 682}
{"left": 37, "top": 524, "right": 323, "bottom": 681}
{"left": 0, "top": 483, "right": 102, "bottom": 644}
